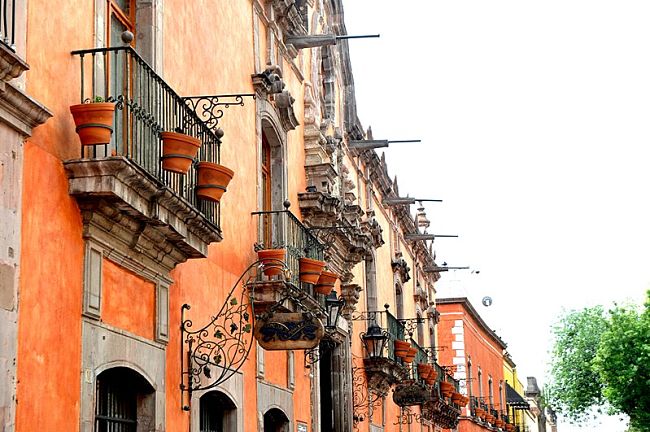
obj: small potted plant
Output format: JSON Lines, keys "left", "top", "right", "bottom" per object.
{"left": 196, "top": 161, "right": 234, "bottom": 202}
{"left": 70, "top": 96, "right": 115, "bottom": 146}
{"left": 160, "top": 130, "right": 201, "bottom": 174}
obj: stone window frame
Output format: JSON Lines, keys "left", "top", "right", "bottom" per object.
{"left": 190, "top": 372, "right": 244, "bottom": 432}
{"left": 257, "top": 100, "right": 289, "bottom": 213}
{"left": 79, "top": 321, "right": 166, "bottom": 432}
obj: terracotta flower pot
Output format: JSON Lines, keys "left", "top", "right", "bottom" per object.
{"left": 160, "top": 131, "right": 201, "bottom": 174}
{"left": 402, "top": 354, "right": 415, "bottom": 364}
{"left": 505, "top": 425, "right": 515, "bottom": 432}
{"left": 315, "top": 270, "right": 337, "bottom": 295}
{"left": 196, "top": 161, "right": 234, "bottom": 202}
{"left": 495, "top": 419, "right": 504, "bottom": 428}
{"left": 70, "top": 102, "right": 115, "bottom": 146}
{"left": 394, "top": 340, "right": 411, "bottom": 352}
{"left": 440, "top": 381, "right": 454, "bottom": 397}
{"left": 298, "top": 257, "right": 326, "bottom": 284}
{"left": 417, "top": 364, "right": 431, "bottom": 379}
{"left": 427, "top": 368, "right": 438, "bottom": 381}
{"left": 257, "top": 249, "right": 286, "bottom": 276}
{"left": 451, "top": 392, "right": 463, "bottom": 404}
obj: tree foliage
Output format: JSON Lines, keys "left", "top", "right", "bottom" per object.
{"left": 547, "top": 293, "right": 650, "bottom": 431}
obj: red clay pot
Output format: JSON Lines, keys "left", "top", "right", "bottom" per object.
{"left": 70, "top": 102, "right": 115, "bottom": 146}
{"left": 440, "top": 381, "right": 454, "bottom": 397}
{"left": 160, "top": 131, "right": 201, "bottom": 174}
{"left": 196, "top": 161, "right": 234, "bottom": 202}
{"left": 315, "top": 270, "right": 337, "bottom": 295}
{"left": 257, "top": 249, "right": 286, "bottom": 276}
{"left": 299, "top": 257, "right": 326, "bottom": 284}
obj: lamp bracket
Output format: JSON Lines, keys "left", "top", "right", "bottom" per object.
{"left": 183, "top": 93, "right": 256, "bottom": 133}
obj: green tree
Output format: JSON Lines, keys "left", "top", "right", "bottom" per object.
{"left": 547, "top": 293, "right": 650, "bottom": 431}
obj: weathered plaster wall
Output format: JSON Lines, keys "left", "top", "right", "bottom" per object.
{"left": 102, "top": 259, "right": 155, "bottom": 340}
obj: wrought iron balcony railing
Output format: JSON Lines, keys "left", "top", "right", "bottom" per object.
{"left": 252, "top": 209, "right": 324, "bottom": 288}
{"left": 0, "top": 0, "right": 15, "bottom": 49}
{"left": 71, "top": 46, "right": 222, "bottom": 227}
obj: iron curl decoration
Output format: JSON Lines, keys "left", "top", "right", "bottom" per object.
{"left": 183, "top": 94, "right": 256, "bottom": 134}
{"left": 180, "top": 259, "right": 287, "bottom": 411}
{"left": 351, "top": 362, "right": 384, "bottom": 430}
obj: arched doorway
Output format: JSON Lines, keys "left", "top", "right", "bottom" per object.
{"left": 263, "top": 408, "right": 290, "bottom": 432}
{"left": 199, "top": 391, "right": 237, "bottom": 432}
{"left": 94, "top": 367, "right": 155, "bottom": 432}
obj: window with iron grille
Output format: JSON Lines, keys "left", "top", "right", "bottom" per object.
{"left": 200, "top": 391, "right": 236, "bottom": 432}
{"left": 95, "top": 367, "right": 154, "bottom": 432}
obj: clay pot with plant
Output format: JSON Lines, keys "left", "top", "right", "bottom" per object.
{"left": 70, "top": 96, "right": 116, "bottom": 146}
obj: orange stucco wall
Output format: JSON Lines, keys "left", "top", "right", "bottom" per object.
{"left": 102, "top": 259, "right": 155, "bottom": 340}
{"left": 16, "top": 142, "right": 84, "bottom": 432}
{"left": 437, "top": 302, "right": 505, "bottom": 405}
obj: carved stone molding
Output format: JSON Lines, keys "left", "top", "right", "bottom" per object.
{"left": 271, "top": 0, "right": 307, "bottom": 37}
{"left": 391, "top": 256, "right": 411, "bottom": 283}
{"left": 0, "top": 81, "right": 52, "bottom": 136}
{"left": 275, "top": 90, "right": 299, "bottom": 131}
{"left": 340, "top": 283, "right": 362, "bottom": 318}
{"left": 0, "top": 43, "right": 28, "bottom": 82}
{"left": 65, "top": 157, "right": 222, "bottom": 267}
{"left": 252, "top": 65, "right": 285, "bottom": 96}
{"left": 361, "top": 217, "right": 384, "bottom": 249}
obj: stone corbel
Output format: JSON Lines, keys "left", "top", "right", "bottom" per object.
{"left": 340, "top": 283, "right": 362, "bottom": 317}
{"left": 361, "top": 217, "right": 384, "bottom": 248}
{"left": 252, "top": 64, "right": 285, "bottom": 97}
{"left": 391, "top": 257, "right": 411, "bottom": 283}
{"left": 274, "top": 90, "right": 299, "bottom": 131}
{"left": 271, "top": 0, "right": 307, "bottom": 38}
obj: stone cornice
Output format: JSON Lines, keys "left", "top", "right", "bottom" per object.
{"left": 0, "top": 43, "right": 29, "bottom": 82}
{"left": 65, "top": 157, "right": 222, "bottom": 264}
{"left": 0, "top": 81, "right": 52, "bottom": 136}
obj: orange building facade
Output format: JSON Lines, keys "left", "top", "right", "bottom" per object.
{"left": 0, "top": 1, "right": 469, "bottom": 432}
{"left": 436, "top": 298, "right": 514, "bottom": 432}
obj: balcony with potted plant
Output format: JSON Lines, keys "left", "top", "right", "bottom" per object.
{"left": 249, "top": 203, "right": 329, "bottom": 317}
{"left": 67, "top": 44, "right": 233, "bottom": 270}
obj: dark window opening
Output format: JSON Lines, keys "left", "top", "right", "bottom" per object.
{"left": 94, "top": 367, "right": 154, "bottom": 432}
{"left": 200, "top": 391, "right": 237, "bottom": 432}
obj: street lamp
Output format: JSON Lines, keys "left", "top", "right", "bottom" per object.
{"left": 361, "top": 322, "right": 388, "bottom": 358}
{"left": 325, "top": 290, "right": 345, "bottom": 330}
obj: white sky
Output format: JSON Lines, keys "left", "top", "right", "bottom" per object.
{"left": 344, "top": 1, "right": 650, "bottom": 430}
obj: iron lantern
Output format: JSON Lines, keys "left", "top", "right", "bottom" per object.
{"left": 361, "top": 322, "right": 388, "bottom": 358}
{"left": 325, "top": 290, "right": 345, "bottom": 329}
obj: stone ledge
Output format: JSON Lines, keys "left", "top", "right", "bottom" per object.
{"left": 64, "top": 157, "right": 222, "bottom": 266}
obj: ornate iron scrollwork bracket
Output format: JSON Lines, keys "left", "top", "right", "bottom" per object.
{"left": 351, "top": 364, "right": 384, "bottom": 430}
{"left": 303, "top": 339, "right": 336, "bottom": 366}
{"left": 180, "top": 259, "right": 275, "bottom": 411}
{"left": 183, "top": 93, "right": 256, "bottom": 134}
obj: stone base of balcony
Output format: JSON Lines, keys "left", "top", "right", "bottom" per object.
{"left": 247, "top": 279, "right": 324, "bottom": 317}
{"left": 362, "top": 357, "right": 409, "bottom": 396}
{"left": 65, "top": 157, "right": 222, "bottom": 271}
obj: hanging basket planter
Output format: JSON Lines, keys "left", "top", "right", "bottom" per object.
{"left": 257, "top": 249, "right": 286, "bottom": 276}
{"left": 314, "top": 270, "right": 337, "bottom": 295}
{"left": 196, "top": 161, "right": 234, "bottom": 202}
{"left": 298, "top": 257, "right": 326, "bottom": 284}
{"left": 160, "top": 131, "right": 201, "bottom": 174}
{"left": 70, "top": 102, "right": 115, "bottom": 146}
